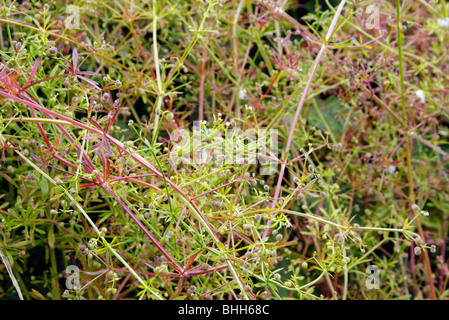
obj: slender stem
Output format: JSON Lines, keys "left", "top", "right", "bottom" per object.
{"left": 0, "top": 88, "right": 251, "bottom": 298}
{"left": 0, "top": 248, "right": 23, "bottom": 300}
{"left": 342, "top": 247, "right": 348, "bottom": 300}
{"left": 9, "top": 144, "right": 164, "bottom": 300}
{"left": 1, "top": 0, "right": 13, "bottom": 47}
{"left": 395, "top": 0, "right": 436, "bottom": 300}
{"left": 101, "top": 183, "right": 182, "bottom": 273}
{"left": 199, "top": 59, "right": 205, "bottom": 121}
{"left": 2, "top": 117, "right": 72, "bottom": 126}
{"left": 263, "top": 0, "right": 347, "bottom": 238}
{"left": 151, "top": 1, "right": 163, "bottom": 144}
{"left": 152, "top": 2, "right": 162, "bottom": 92}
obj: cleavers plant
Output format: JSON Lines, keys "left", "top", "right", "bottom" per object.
{"left": 0, "top": 0, "right": 448, "bottom": 300}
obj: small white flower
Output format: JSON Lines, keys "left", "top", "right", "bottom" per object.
{"left": 238, "top": 89, "right": 247, "bottom": 100}
{"left": 438, "top": 17, "right": 449, "bottom": 28}
{"left": 386, "top": 165, "right": 396, "bottom": 174}
{"left": 415, "top": 89, "right": 425, "bottom": 103}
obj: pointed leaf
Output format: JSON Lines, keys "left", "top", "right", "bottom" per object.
{"left": 76, "top": 71, "right": 99, "bottom": 76}
{"left": 60, "top": 65, "right": 72, "bottom": 73}
{"left": 30, "top": 154, "right": 43, "bottom": 163}
{"left": 103, "top": 139, "right": 113, "bottom": 156}
{"left": 90, "top": 140, "right": 103, "bottom": 151}
{"left": 25, "top": 56, "right": 41, "bottom": 88}
{"left": 0, "top": 54, "right": 15, "bottom": 78}
{"left": 76, "top": 75, "right": 100, "bottom": 90}
{"left": 30, "top": 289, "right": 47, "bottom": 300}
{"left": 48, "top": 225, "right": 55, "bottom": 249}
{"left": 72, "top": 48, "right": 78, "bottom": 70}
{"left": 41, "top": 176, "right": 49, "bottom": 201}
{"left": 185, "top": 250, "right": 202, "bottom": 269}
{"left": 88, "top": 117, "right": 104, "bottom": 131}
{"left": 304, "top": 190, "right": 320, "bottom": 198}
{"left": 82, "top": 135, "right": 101, "bottom": 141}
{"left": 217, "top": 242, "right": 226, "bottom": 252}
{"left": 106, "top": 104, "right": 121, "bottom": 134}
{"left": 68, "top": 134, "right": 83, "bottom": 153}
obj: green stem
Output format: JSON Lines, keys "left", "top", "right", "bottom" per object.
{"left": 395, "top": 0, "right": 437, "bottom": 300}
{"left": 8, "top": 144, "right": 164, "bottom": 300}
{"left": 1, "top": 0, "right": 12, "bottom": 47}
{"left": 49, "top": 246, "right": 61, "bottom": 299}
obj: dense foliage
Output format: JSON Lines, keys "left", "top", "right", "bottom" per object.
{"left": 0, "top": 0, "right": 448, "bottom": 300}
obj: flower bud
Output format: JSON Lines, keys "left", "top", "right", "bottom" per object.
{"left": 414, "top": 236, "right": 423, "bottom": 246}
{"left": 165, "top": 112, "right": 173, "bottom": 120}
{"left": 414, "top": 246, "right": 422, "bottom": 256}
{"left": 49, "top": 47, "right": 57, "bottom": 55}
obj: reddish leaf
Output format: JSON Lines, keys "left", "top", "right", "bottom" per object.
{"left": 88, "top": 117, "right": 104, "bottom": 131}
{"left": 185, "top": 250, "right": 202, "bottom": 270}
{"left": 60, "top": 65, "right": 72, "bottom": 73}
{"left": 0, "top": 54, "right": 15, "bottom": 78}
{"left": 25, "top": 55, "right": 41, "bottom": 88}
{"left": 106, "top": 101, "right": 121, "bottom": 134}
{"left": 72, "top": 48, "right": 78, "bottom": 70}
{"left": 77, "top": 71, "right": 99, "bottom": 76}
{"left": 76, "top": 74, "right": 100, "bottom": 89}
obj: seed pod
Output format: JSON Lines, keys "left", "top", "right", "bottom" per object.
{"left": 414, "top": 246, "right": 422, "bottom": 256}
{"left": 335, "top": 233, "right": 344, "bottom": 243}
{"left": 414, "top": 236, "right": 424, "bottom": 246}
{"left": 165, "top": 112, "right": 174, "bottom": 120}
{"left": 49, "top": 47, "right": 57, "bottom": 55}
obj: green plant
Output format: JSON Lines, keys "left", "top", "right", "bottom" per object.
{"left": 0, "top": 0, "right": 448, "bottom": 300}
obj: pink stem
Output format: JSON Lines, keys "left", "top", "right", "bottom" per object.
{"left": 262, "top": 0, "right": 347, "bottom": 238}
{"left": 0, "top": 89, "right": 219, "bottom": 273}
{"left": 101, "top": 183, "right": 183, "bottom": 273}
